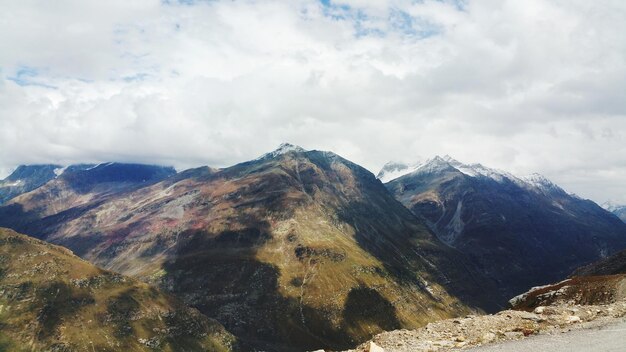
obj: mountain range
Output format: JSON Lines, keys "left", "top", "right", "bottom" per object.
{"left": 0, "top": 145, "right": 500, "bottom": 351}
{"left": 379, "top": 155, "right": 626, "bottom": 299}
{"left": 1, "top": 145, "right": 625, "bottom": 351}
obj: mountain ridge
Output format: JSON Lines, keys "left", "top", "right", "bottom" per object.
{"left": 0, "top": 164, "right": 62, "bottom": 204}
{"left": 377, "top": 156, "right": 573, "bottom": 197}
{"left": 381, "top": 155, "right": 626, "bottom": 300}
{"left": 0, "top": 145, "right": 501, "bottom": 351}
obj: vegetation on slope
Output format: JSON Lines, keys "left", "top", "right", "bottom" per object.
{"left": 0, "top": 227, "right": 237, "bottom": 352}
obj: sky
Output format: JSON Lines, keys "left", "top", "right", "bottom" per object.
{"left": 1, "top": 0, "right": 625, "bottom": 204}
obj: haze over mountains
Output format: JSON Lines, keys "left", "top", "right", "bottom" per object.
{"left": 1, "top": 145, "right": 625, "bottom": 351}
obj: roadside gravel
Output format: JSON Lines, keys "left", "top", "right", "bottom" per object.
{"left": 345, "top": 301, "right": 626, "bottom": 352}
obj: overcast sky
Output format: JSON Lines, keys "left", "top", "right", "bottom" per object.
{"left": 1, "top": 0, "right": 625, "bottom": 203}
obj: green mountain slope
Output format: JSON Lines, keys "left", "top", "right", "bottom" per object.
{"left": 0, "top": 227, "right": 236, "bottom": 352}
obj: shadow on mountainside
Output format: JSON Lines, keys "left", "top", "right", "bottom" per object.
{"left": 160, "top": 221, "right": 401, "bottom": 351}
{"left": 0, "top": 201, "right": 106, "bottom": 247}
{"left": 337, "top": 199, "right": 504, "bottom": 313}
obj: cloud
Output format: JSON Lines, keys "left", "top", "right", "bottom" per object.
{"left": 1, "top": 0, "right": 625, "bottom": 203}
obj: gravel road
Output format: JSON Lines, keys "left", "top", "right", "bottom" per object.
{"left": 467, "top": 319, "right": 626, "bottom": 352}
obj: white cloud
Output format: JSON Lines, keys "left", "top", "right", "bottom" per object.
{"left": 1, "top": 0, "right": 625, "bottom": 203}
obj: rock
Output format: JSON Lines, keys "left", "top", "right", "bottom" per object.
{"left": 368, "top": 341, "right": 385, "bottom": 352}
{"left": 567, "top": 316, "right": 581, "bottom": 324}
{"left": 534, "top": 306, "right": 545, "bottom": 314}
{"left": 339, "top": 299, "right": 626, "bottom": 352}
{"left": 518, "top": 311, "right": 542, "bottom": 321}
{"left": 504, "top": 331, "right": 524, "bottom": 339}
{"left": 481, "top": 332, "right": 496, "bottom": 343}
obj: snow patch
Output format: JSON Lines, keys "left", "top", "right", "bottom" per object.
{"left": 522, "top": 173, "right": 565, "bottom": 195}
{"left": 377, "top": 160, "right": 424, "bottom": 183}
{"left": 54, "top": 166, "right": 68, "bottom": 177}
{"left": 1, "top": 180, "right": 23, "bottom": 187}
{"left": 379, "top": 155, "right": 566, "bottom": 194}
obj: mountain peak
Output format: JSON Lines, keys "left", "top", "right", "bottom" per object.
{"left": 522, "top": 173, "right": 565, "bottom": 195}
{"left": 378, "top": 155, "right": 527, "bottom": 185}
{"left": 523, "top": 172, "right": 551, "bottom": 183}
{"left": 276, "top": 142, "right": 306, "bottom": 153}
{"left": 257, "top": 143, "right": 307, "bottom": 160}
{"left": 430, "top": 155, "right": 448, "bottom": 163}
{"left": 376, "top": 158, "right": 429, "bottom": 183}
{"left": 377, "top": 156, "right": 452, "bottom": 183}
{"left": 441, "top": 154, "right": 459, "bottom": 163}
{"left": 377, "top": 161, "right": 410, "bottom": 182}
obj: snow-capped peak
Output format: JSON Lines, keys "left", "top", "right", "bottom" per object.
{"left": 376, "top": 160, "right": 423, "bottom": 183}
{"left": 522, "top": 173, "right": 565, "bottom": 194}
{"left": 379, "top": 155, "right": 525, "bottom": 186}
{"left": 441, "top": 155, "right": 457, "bottom": 163}
{"left": 421, "top": 156, "right": 517, "bottom": 182}
{"left": 257, "top": 143, "right": 307, "bottom": 160}
{"left": 377, "top": 156, "right": 458, "bottom": 183}
{"left": 378, "top": 155, "right": 572, "bottom": 197}
{"left": 275, "top": 143, "right": 305, "bottom": 154}
{"left": 523, "top": 173, "right": 553, "bottom": 186}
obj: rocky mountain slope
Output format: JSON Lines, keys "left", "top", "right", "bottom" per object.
{"left": 345, "top": 299, "right": 626, "bottom": 352}
{"left": 0, "top": 145, "right": 501, "bottom": 351}
{"left": 347, "top": 256, "right": 626, "bottom": 352}
{"left": 0, "top": 164, "right": 61, "bottom": 204}
{"left": 0, "top": 227, "right": 236, "bottom": 352}
{"left": 0, "top": 162, "right": 176, "bottom": 234}
{"left": 381, "top": 156, "right": 626, "bottom": 299}
{"left": 571, "top": 246, "right": 626, "bottom": 277}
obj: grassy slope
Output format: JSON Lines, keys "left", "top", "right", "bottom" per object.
{"left": 0, "top": 227, "right": 236, "bottom": 352}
